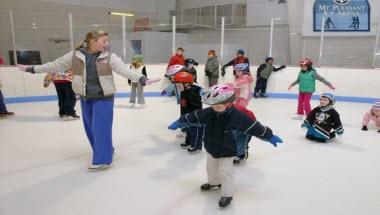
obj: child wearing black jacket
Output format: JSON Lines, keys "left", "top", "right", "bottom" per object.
{"left": 302, "top": 93, "right": 344, "bottom": 142}
{"left": 168, "top": 84, "right": 283, "bottom": 208}
{"left": 172, "top": 71, "right": 203, "bottom": 153}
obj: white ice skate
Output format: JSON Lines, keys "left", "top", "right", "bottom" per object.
{"left": 129, "top": 103, "right": 135, "bottom": 108}
{"left": 292, "top": 114, "right": 304, "bottom": 120}
{"left": 61, "top": 115, "right": 80, "bottom": 121}
{"left": 135, "top": 104, "right": 146, "bottom": 109}
{"left": 88, "top": 164, "right": 112, "bottom": 172}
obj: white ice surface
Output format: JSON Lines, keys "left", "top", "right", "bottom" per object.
{"left": 0, "top": 97, "right": 379, "bottom": 215}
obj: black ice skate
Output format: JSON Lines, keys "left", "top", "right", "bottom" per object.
{"left": 180, "top": 142, "right": 191, "bottom": 148}
{"left": 187, "top": 146, "right": 201, "bottom": 153}
{"left": 218, "top": 197, "right": 233, "bottom": 208}
{"left": 200, "top": 183, "right": 221, "bottom": 191}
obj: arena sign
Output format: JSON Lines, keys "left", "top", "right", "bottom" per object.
{"left": 313, "top": 0, "right": 370, "bottom": 32}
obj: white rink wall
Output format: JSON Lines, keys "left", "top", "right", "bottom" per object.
{"left": 0, "top": 65, "right": 379, "bottom": 99}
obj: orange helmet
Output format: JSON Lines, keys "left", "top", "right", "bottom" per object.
{"left": 172, "top": 71, "right": 193, "bottom": 84}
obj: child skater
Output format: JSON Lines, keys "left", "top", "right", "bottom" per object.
{"left": 43, "top": 69, "right": 79, "bottom": 120}
{"left": 0, "top": 79, "right": 15, "bottom": 119}
{"left": 288, "top": 58, "right": 335, "bottom": 120}
{"left": 168, "top": 84, "right": 283, "bottom": 208}
{"left": 128, "top": 54, "right": 147, "bottom": 108}
{"left": 185, "top": 58, "right": 199, "bottom": 83}
{"left": 301, "top": 93, "right": 344, "bottom": 142}
{"left": 254, "top": 57, "right": 286, "bottom": 98}
{"left": 229, "top": 63, "right": 254, "bottom": 107}
{"left": 232, "top": 103, "right": 256, "bottom": 165}
{"left": 362, "top": 101, "right": 380, "bottom": 132}
{"left": 172, "top": 71, "right": 203, "bottom": 153}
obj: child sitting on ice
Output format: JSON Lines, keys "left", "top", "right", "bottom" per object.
{"left": 301, "top": 93, "right": 343, "bottom": 142}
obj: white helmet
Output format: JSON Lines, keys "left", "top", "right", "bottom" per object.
{"left": 202, "top": 84, "right": 236, "bottom": 105}
{"left": 166, "top": 64, "right": 185, "bottom": 76}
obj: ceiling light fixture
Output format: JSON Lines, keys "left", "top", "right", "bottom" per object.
{"left": 108, "top": 12, "right": 135, "bottom": 17}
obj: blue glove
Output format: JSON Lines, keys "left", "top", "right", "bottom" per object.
{"left": 301, "top": 122, "right": 311, "bottom": 129}
{"left": 268, "top": 135, "right": 283, "bottom": 147}
{"left": 168, "top": 120, "right": 180, "bottom": 130}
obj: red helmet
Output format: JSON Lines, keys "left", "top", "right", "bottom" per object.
{"left": 172, "top": 71, "right": 193, "bottom": 83}
{"left": 299, "top": 58, "right": 313, "bottom": 68}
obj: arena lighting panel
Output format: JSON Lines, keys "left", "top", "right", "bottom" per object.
{"left": 108, "top": 12, "right": 135, "bottom": 17}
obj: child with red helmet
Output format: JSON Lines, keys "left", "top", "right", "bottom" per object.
{"left": 288, "top": 58, "right": 335, "bottom": 119}
{"left": 168, "top": 84, "right": 283, "bottom": 208}
{"left": 172, "top": 71, "right": 204, "bottom": 153}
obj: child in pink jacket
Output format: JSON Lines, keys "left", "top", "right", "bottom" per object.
{"left": 229, "top": 63, "right": 254, "bottom": 107}
{"left": 362, "top": 101, "right": 380, "bottom": 132}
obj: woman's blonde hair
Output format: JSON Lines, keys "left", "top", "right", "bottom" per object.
{"left": 75, "top": 30, "right": 109, "bottom": 50}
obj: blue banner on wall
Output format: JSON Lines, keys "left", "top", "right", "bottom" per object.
{"left": 313, "top": 0, "right": 370, "bottom": 32}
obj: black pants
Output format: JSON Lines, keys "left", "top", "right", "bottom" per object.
{"left": 254, "top": 78, "right": 268, "bottom": 94}
{"left": 185, "top": 127, "right": 204, "bottom": 149}
{"left": 54, "top": 82, "right": 77, "bottom": 116}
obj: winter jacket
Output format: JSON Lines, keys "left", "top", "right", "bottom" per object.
{"left": 128, "top": 66, "right": 147, "bottom": 85}
{"left": 187, "top": 67, "right": 198, "bottom": 83}
{"left": 233, "top": 103, "right": 256, "bottom": 120}
{"left": 31, "top": 50, "right": 145, "bottom": 98}
{"left": 362, "top": 110, "right": 380, "bottom": 127}
{"left": 223, "top": 56, "right": 250, "bottom": 74}
{"left": 205, "top": 56, "right": 219, "bottom": 78}
{"left": 167, "top": 54, "right": 185, "bottom": 68}
{"left": 290, "top": 68, "right": 332, "bottom": 93}
{"left": 304, "top": 106, "right": 344, "bottom": 139}
{"left": 178, "top": 107, "right": 273, "bottom": 158}
{"left": 180, "top": 85, "right": 202, "bottom": 116}
{"left": 257, "top": 63, "right": 285, "bottom": 80}
{"left": 46, "top": 69, "right": 73, "bottom": 84}
{"left": 231, "top": 74, "right": 254, "bottom": 102}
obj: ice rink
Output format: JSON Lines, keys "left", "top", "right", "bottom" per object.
{"left": 1, "top": 96, "right": 379, "bottom": 215}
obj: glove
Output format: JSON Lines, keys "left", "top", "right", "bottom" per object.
{"left": 145, "top": 78, "right": 161, "bottom": 85}
{"left": 160, "top": 90, "right": 167, "bottom": 96}
{"left": 268, "top": 135, "right": 283, "bottom": 147}
{"left": 378, "top": 130, "right": 380, "bottom": 133}
{"left": 301, "top": 123, "right": 311, "bottom": 129}
{"left": 168, "top": 120, "right": 180, "bottom": 130}
{"left": 328, "top": 84, "right": 336, "bottom": 90}
{"left": 362, "top": 125, "right": 368, "bottom": 131}
{"left": 221, "top": 67, "right": 226, "bottom": 77}
{"left": 17, "top": 64, "right": 35, "bottom": 73}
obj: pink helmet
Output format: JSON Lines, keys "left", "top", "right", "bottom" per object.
{"left": 166, "top": 64, "right": 185, "bottom": 76}
{"left": 202, "top": 84, "right": 236, "bottom": 105}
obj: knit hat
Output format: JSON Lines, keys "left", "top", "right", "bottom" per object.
{"left": 265, "top": 57, "right": 274, "bottom": 62}
{"left": 372, "top": 101, "right": 380, "bottom": 110}
{"left": 132, "top": 54, "right": 144, "bottom": 63}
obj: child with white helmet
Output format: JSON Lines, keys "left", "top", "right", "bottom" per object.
{"left": 301, "top": 93, "right": 344, "bottom": 142}
{"left": 168, "top": 84, "right": 283, "bottom": 208}
{"left": 229, "top": 63, "right": 254, "bottom": 107}
{"left": 362, "top": 101, "right": 380, "bottom": 132}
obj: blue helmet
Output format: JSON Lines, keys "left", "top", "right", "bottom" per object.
{"left": 234, "top": 63, "right": 249, "bottom": 72}
{"left": 321, "top": 93, "right": 336, "bottom": 105}
{"left": 236, "top": 49, "right": 245, "bottom": 55}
